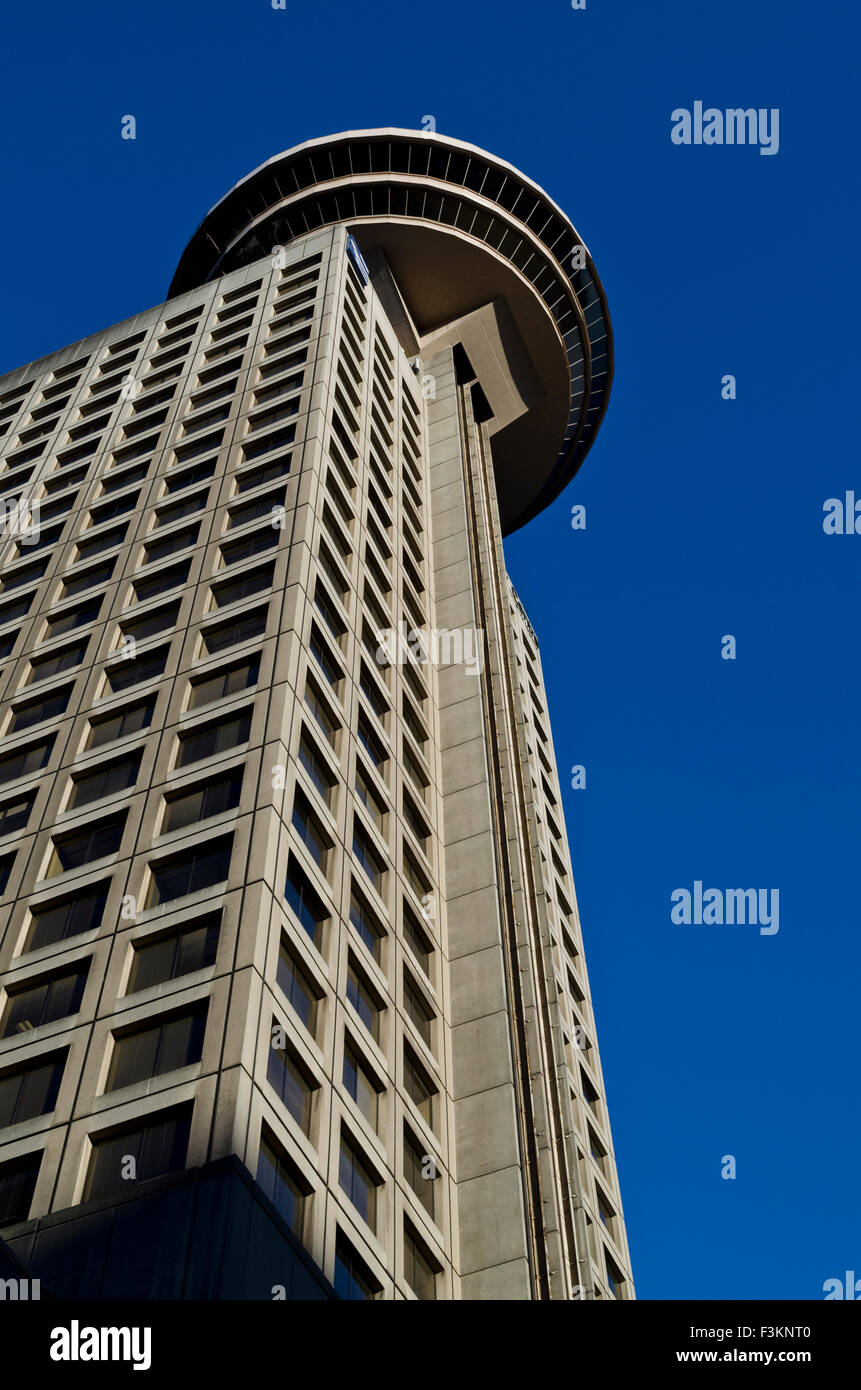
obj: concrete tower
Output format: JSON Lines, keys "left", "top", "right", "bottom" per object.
{"left": 0, "top": 130, "right": 633, "bottom": 1301}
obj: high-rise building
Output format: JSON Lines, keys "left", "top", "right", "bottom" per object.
{"left": 0, "top": 129, "right": 633, "bottom": 1301}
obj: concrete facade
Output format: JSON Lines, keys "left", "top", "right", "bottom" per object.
{"left": 0, "top": 132, "right": 633, "bottom": 1300}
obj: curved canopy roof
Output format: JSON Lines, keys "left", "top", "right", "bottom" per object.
{"left": 169, "top": 129, "right": 613, "bottom": 534}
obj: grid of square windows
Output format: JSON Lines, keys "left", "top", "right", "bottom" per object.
{"left": 0, "top": 235, "right": 470, "bottom": 1297}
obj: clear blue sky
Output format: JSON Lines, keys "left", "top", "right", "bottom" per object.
{"left": 1, "top": 0, "right": 857, "bottom": 1300}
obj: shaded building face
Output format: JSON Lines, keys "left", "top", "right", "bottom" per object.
{"left": 0, "top": 130, "right": 632, "bottom": 1301}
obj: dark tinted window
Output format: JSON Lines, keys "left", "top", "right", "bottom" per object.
{"left": 1, "top": 964, "right": 89, "bottom": 1038}
{"left": 27, "top": 882, "right": 109, "bottom": 952}
{"left": 128, "top": 914, "right": 221, "bottom": 993}
{"left": 84, "top": 1106, "right": 192, "bottom": 1202}
{"left": 50, "top": 812, "right": 126, "bottom": 871}
{"left": 147, "top": 834, "right": 233, "bottom": 906}
{"left": 0, "top": 1051, "right": 66, "bottom": 1127}
{"left": 107, "top": 1003, "right": 208, "bottom": 1091}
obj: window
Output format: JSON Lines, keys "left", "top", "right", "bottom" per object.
{"left": 297, "top": 731, "right": 335, "bottom": 804}
{"left": 143, "top": 524, "right": 199, "bottom": 565}
{"left": 210, "top": 562, "right": 274, "bottom": 608}
{"left": 61, "top": 559, "right": 115, "bottom": 598}
{"left": 357, "top": 714, "right": 386, "bottom": 771}
{"left": 333, "top": 1230, "right": 381, "bottom": 1301}
{"left": 404, "top": 1222, "right": 438, "bottom": 1300}
{"left": 403, "top": 793, "right": 430, "bottom": 851}
{"left": 580, "top": 1069, "right": 601, "bottom": 1117}
{"left": 106, "top": 1002, "right": 208, "bottom": 1091}
{"left": 403, "top": 973, "right": 433, "bottom": 1048}
{"left": 100, "top": 459, "right": 150, "bottom": 494}
{"left": 235, "top": 456, "right": 291, "bottom": 492}
{"left": 89, "top": 491, "right": 139, "bottom": 525}
{"left": 84, "top": 1105, "right": 192, "bottom": 1202}
{"left": 0, "top": 594, "right": 33, "bottom": 627}
{"left": 43, "top": 597, "right": 102, "bottom": 638}
{"left": 163, "top": 768, "right": 243, "bottom": 832}
{"left": 42, "top": 458, "right": 87, "bottom": 492}
{"left": 183, "top": 404, "right": 231, "bottom": 435}
{"left": 76, "top": 523, "right": 128, "bottom": 561}
{"left": 588, "top": 1126, "right": 609, "bottom": 1177}
{"left": 1, "top": 963, "right": 89, "bottom": 1038}
{"left": 104, "top": 645, "right": 168, "bottom": 694}
{"left": 404, "top": 1126, "right": 436, "bottom": 1218}
{"left": 308, "top": 626, "right": 342, "bottom": 689}
{"left": 291, "top": 788, "right": 329, "bottom": 869}
{"left": 597, "top": 1189, "right": 618, "bottom": 1242}
{"left": 605, "top": 1252, "right": 626, "bottom": 1299}
{"left": 88, "top": 696, "right": 155, "bottom": 748}
{"left": 359, "top": 663, "right": 388, "bottom": 720}
{"left": 338, "top": 1133, "right": 378, "bottom": 1228}
{"left": 267, "top": 1026, "right": 315, "bottom": 1134}
{"left": 132, "top": 560, "right": 190, "bottom": 603}
{"left": 188, "top": 656, "right": 258, "bottom": 709}
{"left": 285, "top": 855, "right": 328, "bottom": 947}
{"left": 403, "top": 1045, "right": 435, "bottom": 1126}
{"left": 403, "top": 697, "right": 428, "bottom": 749}
{"left": 349, "top": 889, "right": 384, "bottom": 961}
{"left": 163, "top": 459, "right": 216, "bottom": 494}
{"left": 241, "top": 425, "right": 295, "bottom": 462}
{"left": 176, "top": 708, "right": 251, "bottom": 767}
{"left": 68, "top": 749, "right": 142, "bottom": 807}
{"left": 127, "top": 913, "right": 221, "bottom": 993}
{"left": 146, "top": 834, "right": 233, "bottom": 907}
{"left": 346, "top": 960, "right": 381, "bottom": 1042}
{"left": 26, "top": 881, "right": 109, "bottom": 953}
{"left": 403, "top": 849, "right": 430, "bottom": 902}
{"left": 187, "top": 656, "right": 257, "bottom": 711}
{"left": 119, "top": 600, "right": 181, "bottom": 643}
{"left": 1, "top": 559, "right": 47, "bottom": 594}
{"left": 0, "top": 852, "right": 15, "bottom": 893}
{"left": 318, "top": 540, "right": 349, "bottom": 598}
{"left": 174, "top": 430, "right": 223, "bottom": 467}
{"left": 198, "top": 353, "right": 243, "bottom": 385}
{"left": 204, "top": 336, "right": 247, "bottom": 364}
{"left": 0, "top": 1051, "right": 66, "bottom": 1128}
{"left": 0, "top": 791, "right": 35, "bottom": 837}
{"left": 9, "top": 683, "right": 72, "bottom": 732}
{"left": 257, "top": 1127, "right": 309, "bottom": 1240}
{"left": 227, "top": 488, "right": 287, "bottom": 530}
{"left": 0, "top": 1151, "right": 41, "bottom": 1227}
{"left": 264, "top": 331, "right": 312, "bottom": 364}
{"left": 47, "top": 812, "right": 126, "bottom": 875}
{"left": 200, "top": 606, "right": 268, "bottom": 655}
{"left": 314, "top": 582, "right": 345, "bottom": 644}
{"left": 403, "top": 744, "right": 429, "bottom": 800}
{"left": 0, "top": 734, "right": 54, "bottom": 785}
{"left": 354, "top": 765, "right": 385, "bottom": 830}
{"left": 403, "top": 907, "right": 432, "bottom": 978}
{"left": 303, "top": 680, "right": 338, "bottom": 744}
{"left": 276, "top": 939, "right": 319, "bottom": 1035}
{"left": 219, "top": 528, "right": 280, "bottom": 567}
{"left": 353, "top": 825, "right": 385, "bottom": 894}
{"left": 22, "top": 521, "right": 64, "bottom": 556}
{"left": 343, "top": 1041, "right": 379, "bottom": 1128}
